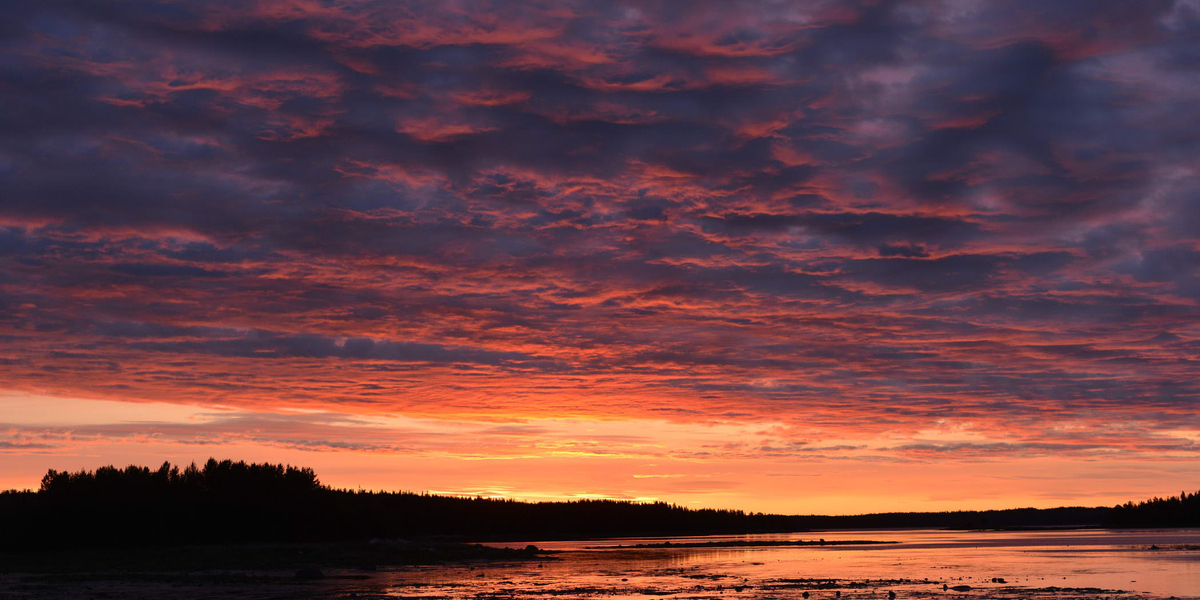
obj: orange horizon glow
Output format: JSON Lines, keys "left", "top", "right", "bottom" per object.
{"left": 2, "top": 393, "right": 1194, "bottom": 515}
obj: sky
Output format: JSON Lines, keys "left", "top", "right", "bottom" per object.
{"left": 1, "top": 0, "right": 1199, "bottom": 515}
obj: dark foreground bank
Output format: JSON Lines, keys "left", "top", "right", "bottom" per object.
{"left": 0, "top": 540, "right": 545, "bottom": 577}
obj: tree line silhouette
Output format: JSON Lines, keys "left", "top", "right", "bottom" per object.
{"left": 1, "top": 459, "right": 1195, "bottom": 549}
{"left": 1107, "top": 490, "right": 1200, "bottom": 528}
{"left": 0, "top": 459, "right": 802, "bottom": 549}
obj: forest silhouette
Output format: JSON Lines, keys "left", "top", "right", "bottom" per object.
{"left": 1, "top": 459, "right": 1195, "bottom": 549}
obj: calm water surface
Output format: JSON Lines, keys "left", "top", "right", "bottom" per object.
{"left": 8, "top": 529, "right": 1197, "bottom": 600}
{"left": 422, "top": 530, "right": 1200, "bottom": 599}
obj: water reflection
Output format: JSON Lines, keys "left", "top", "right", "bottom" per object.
{"left": 449, "top": 529, "right": 1199, "bottom": 598}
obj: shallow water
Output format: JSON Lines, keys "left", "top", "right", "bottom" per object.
{"left": 4, "top": 529, "right": 1197, "bottom": 599}
{"left": 455, "top": 529, "right": 1200, "bottom": 598}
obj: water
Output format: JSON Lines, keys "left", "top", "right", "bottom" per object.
{"left": 418, "top": 529, "right": 1200, "bottom": 599}
{"left": 5, "top": 529, "right": 1195, "bottom": 599}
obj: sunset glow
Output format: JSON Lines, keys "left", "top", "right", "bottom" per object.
{"left": 2, "top": 0, "right": 1199, "bottom": 514}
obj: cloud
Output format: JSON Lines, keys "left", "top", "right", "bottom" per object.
{"left": 0, "top": 0, "right": 1198, "bottom": 469}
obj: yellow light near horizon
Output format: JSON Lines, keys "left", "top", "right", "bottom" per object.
{"left": 1, "top": 393, "right": 1195, "bottom": 515}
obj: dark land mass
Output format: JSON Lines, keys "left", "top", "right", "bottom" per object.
{"left": 0, "top": 540, "right": 545, "bottom": 576}
{"left": 1, "top": 458, "right": 1196, "bottom": 557}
